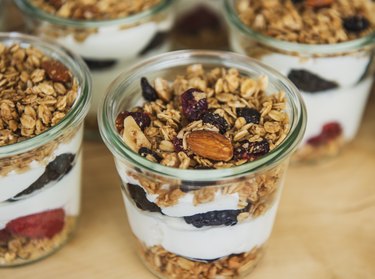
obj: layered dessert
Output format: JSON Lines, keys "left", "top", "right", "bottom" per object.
{"left": 114, "top": 64, "right": 290, "bottom": 278}
{"left": 172, "top": 0, "right": 228, "bottom": 49}
{"left": 227, "top": 0, "right": 375, "bottom": 162}
{"left": 17, "top": 0, "right": 174, "bottom": 133}
{"left": 0, "top": 42, "right": 83, "bottom": 265}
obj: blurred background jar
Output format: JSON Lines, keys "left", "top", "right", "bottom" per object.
{"left": 224, "top": 0, "right": 375, "bottom": 163}
{"left": 171, "top": 0, "right": 228, "bottom": 50}
{"left": 0, "top": 0, "right": 25, "bottom": 32}
{"left": 15, "top": 0, "right": 174, "bottom": 138}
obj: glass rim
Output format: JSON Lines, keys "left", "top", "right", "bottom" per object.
{"left": 15, "top": 0, "right": 173, "bottom": 28}
{"left": 224, "top": 0, "right": 375, "bottom": 55}
{"left": 99, "top": 50, "right": 307, "bottom": 181}
{"left": 0, "top": 32, "right": 91, "bottom": 157}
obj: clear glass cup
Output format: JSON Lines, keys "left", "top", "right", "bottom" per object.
{"left": 15, "top": 0, "right": 174, "bottom": 138}
{"left": 224, "top": 0, "right": 375, "bottom": 163}
{"left": 99, "top": 50, "right": 306, "bottom": 279}
{"left": 0, "top": 32, "right": 91, "bottom": 266}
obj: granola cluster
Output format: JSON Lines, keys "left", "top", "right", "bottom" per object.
{"left": 0, "top": 43, "right": 79, "bottom": 175}
{"left": 236, "top": 0, "right": 375, "bottom": 44}
{"left": 138, "top": 241, "right": 263, "bottom": 279}
{"left": 0, "top": 216, "right": 76, "bottom": 265}
{"left": 117, "top": 64, "right": 290, "bottom": 170}
{"left": 29, "top": 0, "right": 161, "bottom": 20}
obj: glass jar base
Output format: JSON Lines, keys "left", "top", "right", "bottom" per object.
{"left": 136, "top": 240, "right": 265, "bottom": 279}
{"left": 0, "top": 216, "right": 77, "bottom": 267}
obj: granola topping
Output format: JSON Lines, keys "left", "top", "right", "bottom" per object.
{"left": 29, "top": 0, "right": 161, "bottom": 20}
{"left": 236, "top": 0, "right": 375, "bottom": 44}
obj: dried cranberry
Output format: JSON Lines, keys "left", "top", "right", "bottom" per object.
{"left": 130, "top": 111, "right": 151, "bottom": 130}
{"left": 172, "top": 137, "right": 184, "bottom": 152}
{"left": 307, "top": 122, "right": 343, "bottom": 146}
{"left": 236, "top": 107, "right": 261, "bottom": 124}
{"left": 343, "top": 16, "right": 370, "bottom": 33}
{"left": 181, "top": 88, "right": 208, "bottom": 121}
{"left": 202, "top": 112, "right": 229, "bottom": 134}
{"left": 138, "top": 147, "right": 162, "bottom": 162}
{"left": 234, "top": 139, "right": 270, "bottom": 160}
{"left": 141, "top": 77, "right": 158, "bottom": 101}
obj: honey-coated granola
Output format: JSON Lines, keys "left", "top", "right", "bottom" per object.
{"left": 0, "top": 43, "right": 79, "bottom": 174}
{"left": 137, "top": 240, "right": 263, "bottom": 279}
{"left": 236, "top": 0, "right": 375, "bottom": 44}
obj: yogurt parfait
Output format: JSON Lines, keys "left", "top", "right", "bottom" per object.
{"left": 225, "top": 0, "right": 375, "bottom": 162}
{"left": 0, "top": 33, "right": 90, "bottom": 266}
{"left": 16, "top": 0, "right": 174, "bottom": 136}
{"left": 99, "top": 51, "right": 306, "bottom": 278}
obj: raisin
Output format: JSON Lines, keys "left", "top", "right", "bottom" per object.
{"left": 343, "top": 16, "right": 370, "bottom": 33}
{"left": 236, "top": 107, "right": 260, "bottom": 124}
{"left": 202, "top": 112, "right": 229, "bottom": 134}
{"left": 138, "top": 147, "right": 162, "bottom": 162}
{"left": 181, "top": 88, "right": 208, "bottom": 121}
{"left": 127, "top": 183, "right": 162, "bottom": 213}
{"left": 141, "top": 77, "right": 158, "bottom": 101}
{"left": 288, "top": 69, "right": 338, "bottom": 93}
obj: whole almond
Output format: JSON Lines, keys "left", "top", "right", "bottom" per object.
{"left": 306, "top": 0, "right": 334, "bottom": 8}
{"left": 186, "top": 130, "right": 233, "bottom": 162}
{"left": 41, "top": 60, "right": 71, "bottom": 83}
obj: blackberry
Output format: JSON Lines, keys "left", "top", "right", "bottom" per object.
{"left": 181, "top": 88, "right": 208, "bottom": 121}
{"left": 184, "top": 209, "right": 240, "bottom": 228}
{"left": 10, "top": 153, "right": 75, "bottom": 200}
{"left": 202, "top": 112, "right": 229, "bottom": 134}
{"left": 83, "top": 58, "right": 117, "bottom": 70}
{"left": 343, "top": 16, "right": 370, "bottom": 33}
{"left": 127, "top": 183, "right": 162, "bottom": 213}
{"left": 138, "top": 147, "right": 162, "bottom": 162}
{"left": 141, "top": 77, "right": 158, "bottom": 101}
{"left": 288, "top": 69, "right": 338, "bottom": 93}
{"left": 236, "top": 107, "right": 260, "bottom": 124}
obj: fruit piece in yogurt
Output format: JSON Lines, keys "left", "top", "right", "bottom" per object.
{"left": 288, "top": 69, "right": 339, "bottom": 93}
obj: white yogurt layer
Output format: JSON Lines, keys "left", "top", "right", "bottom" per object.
{"left": 0, "top": 153, "right": 82, "bottom": 229}
{"left": 0, "top": 127, "right": 83, "bottom": 228}
{"left": 123, "top": 193, "right": 279, "bottom": 260}
{"left": 0, "top": 127, "right": 83, "bottom": 202}
{"left": 116, "top": 165, "right": 243, "bottom": 217}
{"left": 302, "top": 78, "right": 373, "bottom": 144}
{"left": 49, "top": 14, "right": 173, "bottom": 60}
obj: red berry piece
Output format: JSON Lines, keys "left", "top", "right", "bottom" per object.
{"left": 172, "top": 137, "right": 184, "bottom": 152}
{"left": 141, "top": 77, "right": 158, "bottom": 101}
{"left": 181, "top": 88, "right": 208, "bottom": 121}
{"left": 6, "top": 209, "right": 65, "bottom": 239}
{"left": 234, "top": 139, "right": 270, "bottom": 160}
{"left": 116, "top": 111, "right": 151, "bottom": 132}
{"left": 322, "top": 122, "right": 342, "bottom": 140}
{"left": 236, "top": 107, "right": 260, "bottom": 124}
{"left": 0, "top": 229, "right": 11, "bottom": 245}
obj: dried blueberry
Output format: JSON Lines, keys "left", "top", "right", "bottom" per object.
{"left": 127, "top": 183, "right": 162, "bottom": 213}
{"left": 236, "top": 107, "right": 260, "bottom": 124}
{"left": 83, "top": 58, "right": 117, "bottom": 70}
{"left": 288, "top": 69, "right": 338, "bottom": 93}
{"left": 181, "top": 88, "right": 208, "bottom": 121}
{"left": 141, "top": 77, "right": 158, "bottom": 101}
{"left": 202, "top": 112, "right": 229, "bottom": 134}
{"left": 343, "top": 16, "right": 370, "bottom": 33}
{"left": 184, "top": 209, "right": 240, "bottom": 228}
{"left": 10, "top": 153, "right": 75, "bottom": 201}
{"left": 138, "top": 147, "right": 162, "bottom": 162}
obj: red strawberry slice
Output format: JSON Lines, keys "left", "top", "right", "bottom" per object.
{"left": 0, "top": 229, "right": 11, "bottom": 245}
{"left": 6, "top": 209, "right": 65, "bottom": 239}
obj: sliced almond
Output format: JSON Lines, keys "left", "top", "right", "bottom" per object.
{"left": 122, "top": 116, "right": 151, "bottom": 152}
{"left": 186, "top": 130, "right": 233, "bottom": 162}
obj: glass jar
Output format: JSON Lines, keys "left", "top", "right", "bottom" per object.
{"left": 99, "top": 50, "right": 306, "bottom": 279}
{"left": 224, "top": 0, "right": 375, "bottom": 163}
{"left": 15, "top": 0, "right": 174, "bottom": 138}
{"left": 0, "top": 32, "right": 91, "bottom": 266}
